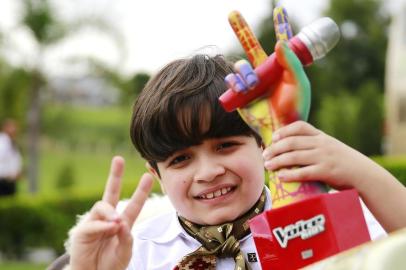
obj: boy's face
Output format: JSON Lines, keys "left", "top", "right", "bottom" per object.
{"left": 155, "top": 135, "right": 265, "bottom": 225}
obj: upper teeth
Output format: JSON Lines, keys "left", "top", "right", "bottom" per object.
{"left": 199, "top": 187, "right": 232, "bottom": 199}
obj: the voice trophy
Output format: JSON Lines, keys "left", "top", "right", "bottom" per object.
{"left": 219, "top": 9, "right": 371, "bottom": 270}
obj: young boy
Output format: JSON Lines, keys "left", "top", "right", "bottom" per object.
{"left": 67, "top": 50, "right": 406, "bottom": 270}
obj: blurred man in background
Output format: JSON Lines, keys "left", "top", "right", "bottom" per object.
{"left": 0, "top": 119, "right": 22, "bottom": 196}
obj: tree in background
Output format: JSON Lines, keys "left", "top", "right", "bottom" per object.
{"left": 87, "top": 58, "right": 150, "bottom": 107}
{"left": 0, "top": 62, "right": 31, "bottom": 125}
{"left": 307, "top": 0, "right": 389, "bottom": 155}
{"left": 6, "top": 0, "right": 125, "bottom": 193}
{"left": 250, "top": 0, "right": 389, "bottom": 155}
{"left": 129, "top": 73, "right": 150, "bottom": 101}
{"left": 20, "top": 0, "right": 70, "bottom": 194}
{"left": 316, "top": 91, "right": 360, "bottom": 147}
{"left": 356, "top": 81, "right": 383, "bottom": 156}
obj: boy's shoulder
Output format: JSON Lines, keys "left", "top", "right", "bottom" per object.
{"left": 0, "top": 133, "right": 9, "bottom": 144}
{"left": 132, "top": 210, "right": 179, "bottom": 242}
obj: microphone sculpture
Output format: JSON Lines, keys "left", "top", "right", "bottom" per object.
{"left": 220, "top": 9, "right": 371, "bottom": 269}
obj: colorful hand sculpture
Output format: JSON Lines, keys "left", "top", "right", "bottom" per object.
{"left": 225, "top": 10, "right": 326, "bottom": 207}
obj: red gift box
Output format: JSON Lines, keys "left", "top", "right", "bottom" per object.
{"left": 249, "top": 189, "right": 371, "bottom": 269}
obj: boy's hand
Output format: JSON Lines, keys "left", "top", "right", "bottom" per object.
{"left": 69, "top": 156, "right": 153, "bottom": 270}
{"left": 263, "top": 121, "right": 406, "bottom": 232}
{"left": 262, "top": 121, "right": 367, "bottom": 190}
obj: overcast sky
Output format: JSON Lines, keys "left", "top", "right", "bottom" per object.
{"left": 0, "top": 0, "right": 404, "bottom": 77}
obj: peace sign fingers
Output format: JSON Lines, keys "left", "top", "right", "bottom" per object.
{"left": 121, "top": 173, "right": 154, "bottom": 228}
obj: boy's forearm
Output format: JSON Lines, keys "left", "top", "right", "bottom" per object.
{"left": 355, "top": 159, "right": 406, "bottom": 232}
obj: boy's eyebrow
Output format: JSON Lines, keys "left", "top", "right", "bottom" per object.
{"left": 169, "top": 142, "right": 203, "bottom": 155}
{"left": 168, "top": 135, "right": 246, "bottom": 154}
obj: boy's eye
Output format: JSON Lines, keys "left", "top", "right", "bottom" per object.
{"left": 169, "top": 154, "right": 189, "bottom": 166}
{"left": 217, "top": 141, "right": 239, "bottom": 151}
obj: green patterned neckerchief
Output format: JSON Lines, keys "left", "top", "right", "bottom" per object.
{"left": 176, "top": 189, "right": 266, "bottom": 270}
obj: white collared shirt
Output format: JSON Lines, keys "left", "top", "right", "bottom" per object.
{"left": 0, "top": 133, "right": 21, "bottom": 180}
{"left": 126, "top": 188, "right": 386, "bottom": 270}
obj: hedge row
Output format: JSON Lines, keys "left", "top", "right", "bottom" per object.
{"left": 0, "top": 157, "right": 405, "bottom": 259}
{"left": 0, "top": 193, "right": 99, "bottom": 259}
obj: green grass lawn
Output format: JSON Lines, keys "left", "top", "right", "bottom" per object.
{"left": 18, "top": 104, "right": 163, "bottom": 198}
{"left": 18, "top": 143, "right": 162, "bottom": 198}
{"left": 42, "top": 104, "right": 131, "bottom": 148}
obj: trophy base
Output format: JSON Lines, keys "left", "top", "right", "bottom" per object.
{"left": 249, "top": 189, "right": 371, "bottom": 270}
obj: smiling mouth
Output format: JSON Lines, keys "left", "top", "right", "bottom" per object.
{"left": 196, "top": 186, "right": 235, "bottom": 200}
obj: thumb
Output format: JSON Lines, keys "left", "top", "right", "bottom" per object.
{"left": 275, "top": 41, "right": 304, "bottom": 78}
{"left": 274, "top": 40, "right": 311, "bottom": 121}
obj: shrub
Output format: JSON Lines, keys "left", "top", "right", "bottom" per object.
{"left": 373, "top": 156, "right": 406, "bottom": 186}
{"left": 55, "top": 162, "right": 75, "bottom": 191}
{"left": 0, "top": 193, "right": 98, "bottom": 259}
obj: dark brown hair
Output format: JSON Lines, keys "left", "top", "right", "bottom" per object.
{"left": 130, "top": 54, "right": 261, "bottom": 173}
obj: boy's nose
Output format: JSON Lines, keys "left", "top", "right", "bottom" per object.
{"left": 193, "top": 156, "right": 226, "bottom": 182}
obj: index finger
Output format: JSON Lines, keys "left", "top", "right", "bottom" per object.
{"left": 121, "top": 172, "right": 154, "bottom": 228}
{"left": 273, "top": 4, "right": 293, "bottom": 41}
{"left": 102, "top": 156, "right": 125, "bottom": 207}
{"left": 273, "top": 121, "right": 320, "bottom": 143}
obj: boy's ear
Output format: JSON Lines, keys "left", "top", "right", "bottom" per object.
{"left": 145, "top": 162, "right": 160, "bottom": 180}
{"left": 145, "top": 162, "right": 166, "bottom": 194}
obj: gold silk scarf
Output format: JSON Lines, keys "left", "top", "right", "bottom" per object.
{"left": 175, "top": 189, "right": 266, "bottom": 270}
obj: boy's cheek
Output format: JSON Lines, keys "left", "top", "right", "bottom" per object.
{"left": 232, "top": 158, "right": 263, "bottom": 179}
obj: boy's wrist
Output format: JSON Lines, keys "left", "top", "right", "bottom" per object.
{"left": 352, "top": 156, "right": 391, "bottom": 199}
